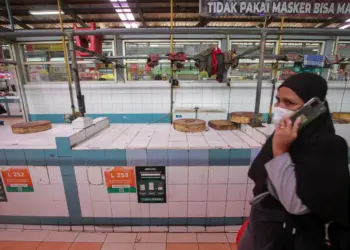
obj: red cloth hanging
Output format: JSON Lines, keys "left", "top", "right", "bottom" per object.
{"left": 211, "top": 47, "right": 222, "bottom": 75}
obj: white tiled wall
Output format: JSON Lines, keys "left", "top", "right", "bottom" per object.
{"left": 0, "top": 166, "right": 68, "bottom": 217}
{"left": 24, "top": 81, "right": 350, "bottom": 117}
{"left": 75, "top": 166, "right": 252, "bottom": 220}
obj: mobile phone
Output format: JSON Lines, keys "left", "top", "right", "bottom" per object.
{"left": 290, "top": 97, "right": 327, "bottom": 131}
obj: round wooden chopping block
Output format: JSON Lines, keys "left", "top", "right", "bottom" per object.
{"left": 230, "top": 112, "right": 262, "bottom": 124}
{"left": 11, "top": 120, "right": 52, "bottom": 134}
{"left": 208, "top": 120, "right": 236, "bottom": 130}
{"left": 173, "top": 119, "right": 206, "bottom": 132}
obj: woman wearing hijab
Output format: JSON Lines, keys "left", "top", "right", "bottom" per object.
{"left": 238, "top": 73, "right": 349, "bottom": 250}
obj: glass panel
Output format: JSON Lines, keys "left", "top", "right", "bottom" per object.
{"left": 125, "top": 41, "right": 219, "bottom": 81}
{"left": 23, "top": 42, "right": 113, "bottom": 62}
{"left": 0, "top": 44, "right": 12, "bottom": 60}
{"left": 329, "top": 42, "right": 350, "bottom": 81}
{"left": 0, "top": 65, "right": 23, "bottom": 117}
{"left": 279, "top": 42, "right": 322, "bottom": 55}
{"left": 25, "top": 63, "right": 115, "bottom": 82}
{"left": 125, "top": 41, "right": 219, "bottom": 57}
{"left": 231, "top": 41, "right": 275, "bottom": 57}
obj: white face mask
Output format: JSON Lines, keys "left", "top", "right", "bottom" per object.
{"left": 272, "top": 107, "right": 294, "bottom": 126}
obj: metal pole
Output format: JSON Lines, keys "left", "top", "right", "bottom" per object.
{"left": 57, "top": 0, "right": 76, "bottom": 117}
{"left": 254, "top": 32, "right": 267, "bottom": 117}
{"left": 113, "top": 35, "right": 118, "bottom": 83}
{"left": 5, "top": 0, "right": 14, "bottom": 31}
{"left": 68, "top": 33, "right": 85, "bottom": 117}
{"left": 170, "top": 0, "right": 174, "bottom": 124}
{"left": 13, "top": 44, "right": 29, "bottom": 121}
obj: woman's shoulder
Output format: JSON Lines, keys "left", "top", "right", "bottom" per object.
{"left": 308, "top": 132, "right": 348, "bottom": 152}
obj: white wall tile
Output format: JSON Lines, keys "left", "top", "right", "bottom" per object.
{"left": 227, "top": 184, "right": 247, "bottom": 201}
{"left": 206, "top": 226, "right": 225, "bottom": 232}
{"left": 228, "top": 167, "right": 249, "bottom": 184}
{"left": 29, "top": 166, "right": 49, "bottom": 184}
{"left": 207, "top": 201, "right": 226, "bottom": 217}
{"left": 168, "top": 202, "right": 187, "bottom": 217}
{"left": 77, "top": 183, "right": 91, "bottom": 201}
{"left": 90, "top": 185, "right": 110, "bottom": 202}
{"left": 130, "top": 202, "right": 150, "bottom": 218}
{"left": 110, "top": 193, "right": 130, "bottom": 202}
{"left": 150, "top": 226, "right": 168, "bottom": 232}
{"left": 47, "top": 166, "right": 63, "bottom": 184}
{"left": 246, "top": 183, "right": 255, "bottom": 201}
{"left": 169, "top": 226, "right": 187, "bottom": 232}
{"left": 80, "top": 199, "right": 94, "bottom": 217}
{"left": 244, "top": 202, "right": 251, "bottom": 217}
{"left": 167, "top": 185, "right": 188, "bottom": 202}
{"left": 208, "top": 167, "right": 229, "bottom": 184}
{"left": 167, "top": 167, "right": 188, "bottom": 185}
{"left": 33, "top": 184, "right": 53, "bottom": 201}
{"left": 54, "top": 201, "right": 69, "bottom": 216}
{"left": 87, "top": 167, "right": 103, "bottom": 185}
{"left": 52, "top": 184, "right": 66, "bottom": 201}
{"left": 188, "top": 167, "right": 208, "bottom": 184}
{"left": 207, "top": 184, "right": 228, "bottom": 201}
{"left": 113, "top": 226, "right": 132, "bottom": 232}
{"left": 188, "top": 185, "right": 208, "bottom": 202}
{"left": 150, "top": 204, "right": 168, "bottom": 218}
{"left": 111, "top": 202, "right": 131, "bottom": 217}
{"left": 74, "top": 167, "right": 89, "bottom": 184}
{"left": 188, "top": 202, "right": 206, "bottom": 217}
{"left": 225, "top": 201, "right": 245, "bottom": 217}
{"left": 92, "top": 202, "right": 112, "bottom": 217}
{"left": 187, "top": 226, "right": 206, "bottom": 232}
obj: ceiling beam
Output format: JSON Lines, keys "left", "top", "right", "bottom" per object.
{"left": 137, "top": 0, "right": 147, "bottom": 27}
{"left": 317, "top": 17, "right": 342, "bottom": 28}
{"left": 59, "top": 1, "right": 88, "bottom": 28}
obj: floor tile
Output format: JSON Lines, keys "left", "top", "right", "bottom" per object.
{"left": 167, "top": 233, "right": 197, "bottom": 243}
{"left": 136, "top": 233, "right": 167, "bottom": 243}
{"left": 45, "top": 231, "right": 79, "bottom": 242}
{"left": 74, "top": 232, "right": 107, "bottom": 242}
{"left": 0, "top": 231, "right": 21, "bottom": 241}
{"left": 37, "top": 242, "right": 72, "bottom": 250}
{"left": 135, "top": 243, "right": 166, "bottom": 250}
{"left": 0, "top": 241, "right": 41, "bottom": 250}
{"left": 230, "top": 244, "right": 238, "bottom": 250}
{"left": 101, "top": 243, "right": 134, "bottom": 250}
{"left": 226, "top": 233, "right": 237, "bottom": 243}
{"left": 197, "top": 233, "right": 228, "bottom": 243}
{"left": 167, "top": 243, "right": 199, "bottom": 250}
{"left": 69, "top": 242, "right": 103, "bottom": 250}
{"left": 198, "top": 243, "right": 231, "bottom": 250}
{"left": 105, "top": 233, "right": 137, "bottom": 243}
{"left": 18, "top": 230, "right": 51, "bottom": 241}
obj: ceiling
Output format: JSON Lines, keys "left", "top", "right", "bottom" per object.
{"left": 0, "top": 0, "right": 349, "bottom": 30}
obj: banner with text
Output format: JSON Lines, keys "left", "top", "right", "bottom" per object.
{"left": 199, "top": 1, "right": 350, "bottom": 17}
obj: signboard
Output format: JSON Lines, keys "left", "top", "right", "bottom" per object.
{"left": 200, "top": 1, "right": 350, "bottom": 17}
{"left": 1, "top": 168, "right": 34, "bottom": 192}
{"left": 136, "top": 167, "right": 166, "bottom": 203}
{"left": 0, "top": 175, "right": 7, "bottom": 202}
{"left": 104, "top": 167, "right": 136, "bottom": 193}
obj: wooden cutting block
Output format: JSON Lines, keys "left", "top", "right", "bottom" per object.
{"left": 230, "top": 112, "right": 262, "bottom": 124}
{"left": 11, "top": 120, "right": 52, "bottom": 134}
{"left": 332, "top": 112, "right": 350, "bottom": 123}
{"left": 173, "top": 119, "right": 206, "bottom": 132}
{"left": 208, "top": 120, "right": 237, "bottom": 130}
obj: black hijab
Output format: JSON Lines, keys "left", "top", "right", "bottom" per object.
{"left": 249, "top": 73, "right": 349, "bottom": 227}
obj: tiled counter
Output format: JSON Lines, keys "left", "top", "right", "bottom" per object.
{"left": 0, "top": 120, "right": 349, "bottom": 232}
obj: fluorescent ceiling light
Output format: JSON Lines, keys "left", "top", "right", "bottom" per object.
{"left": 115, "top": 9, "right": 123, "bottom": 13}
{"left": 126, "top": 13, "right": 135, "bottom": 21}
{"left": 131, "top": 22, "right": 138, "bottom": 28}
{"left": 29, "top": 10, "right": 64, "bottom": 15}
{"left": 339, "top": 24, "right": 350, "bottom": 29}
{"left": 124, "top": 22, "right": 131, "bottom": 28}
{"left": 346, "top": 18, "right": 350, "bottom": 22}
{"left": 124, "top": 8, "right": 131, "bottom": 12}
{"left": 110, "top": 0, "right": 127, "bottom": 2}
{"left": 118, "top": 13, "right": 127, "bottom": 21}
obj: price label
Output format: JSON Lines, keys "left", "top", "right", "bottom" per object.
{"left": 104, "top": 167, "right": 136, "bottom": 193}
{"left": 1, "top": 168, "right": 34, "bottom": 192}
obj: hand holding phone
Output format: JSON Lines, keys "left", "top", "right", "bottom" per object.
{"left": 289, "top": 97, "right": 327, "bottom": 132}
